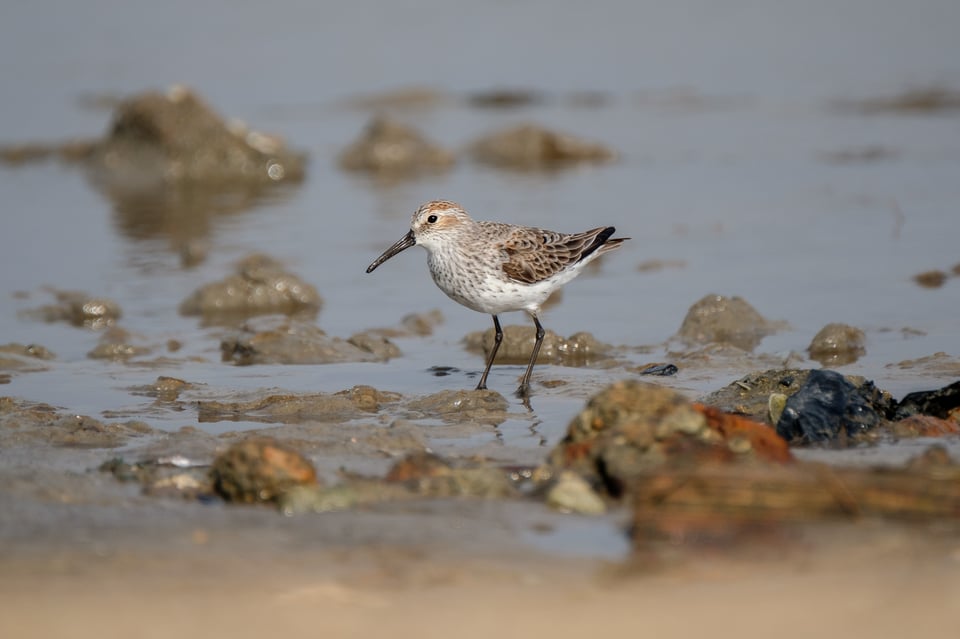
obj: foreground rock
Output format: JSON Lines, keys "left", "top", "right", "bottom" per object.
{"left": 180, "top": 254, "right": 321, "bottom": 321}
{"left": 338, "top": 116, "right": 454, "bottom": 176}
{"left": 546, "top": 380, "right": 790, "bottom": 499}
{"left": 675, "top": 294, "right": 781, "bottom": 351}
{"left": 470, "top": 123, "right": 615, "bottom": 169}
{"left": 632, "top": 445, "right": 960, "bottom": 546}
{"left": 211, "top": 437, "right": 318, "bottom": 503}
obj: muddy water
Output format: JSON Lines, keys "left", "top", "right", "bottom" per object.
{"left": 1, "top": 1, "right": 960, "bottom": 628}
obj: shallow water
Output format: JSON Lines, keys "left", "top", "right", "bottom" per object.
{"left": 1, "top": 1, "right": 959, "bottom": 566}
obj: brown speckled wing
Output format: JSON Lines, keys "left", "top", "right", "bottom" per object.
{"left": 499, "top": 226, "right": 613, "bottom": 284}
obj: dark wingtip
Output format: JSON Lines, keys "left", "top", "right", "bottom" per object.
{"left": 578, "top": 226, "right": 618, "bottom": 262}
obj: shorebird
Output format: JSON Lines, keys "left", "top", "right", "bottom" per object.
{"left": 366, "top": 200, "right": 628, "bottom": 397}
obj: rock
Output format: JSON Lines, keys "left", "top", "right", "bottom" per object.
{"left": 894, "top": 380, "right": 960, "bottom": 421}
{"left": 180, "top": 254, "right": 321, "bottom": 321}
{"left": 675, "top": 294, "right": 780, "bottom": 351}
{"left": 384, "top": 451, "right": 515, "bottom": 498}
{"left": 470, "top": 123, "right": 615, "bottom": 169}
{"left": 700, "top": 369, "right": 814, "bottom": 423}
{"left": 547, "top": 380, "right": 789, "bottom": 498}
{"left": 91, "top": 86, "right": 306, "bottom": 186}
{"left": 775, "top": 369, "right": 888, "bottom": 444}
{"left": 406, "top": 390, "right": 510, "bottom": 425}
{"left": 210, "top": 437, "right": 318, "bottom": 503}
{"left": 807, "top": 323, "right": 866, "bottom": 366}
{"left": 546, "top": 471, "right": 607, "bottom": 515}
{"left": 338, "top": 116, "right": 454, "bottom": 175}
{"left": 221, "top": 319, "right": 395, "bottom": 365}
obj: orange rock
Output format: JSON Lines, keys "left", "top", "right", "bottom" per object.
{"left": 693, "top": 403, "right": 794, "bottom": 463}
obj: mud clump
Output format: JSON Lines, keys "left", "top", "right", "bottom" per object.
{"left": 546, "top": 380, "right": 789, "bottom": 499}
{"left": 210, "top": 437, "right": 319, "bottom": 503}
{"left": 913, "top": 269, "right": 951, "bottom": 289}
{"left": 24, "top": 290, "right": 122, "bottom": 329}
{"left": 406, "top": 390, "right": 510, "bottom": 425}
{"left": 675, "top": 294, "right": 781, "bottom": 351}
{"left": 197, "top": 387, "right": 400, "bottom": 424}
{"left": 0, "top": 343, "right": 55, "bottom": 375}
{"left": 839, "top": 87, "right": 960, "bottom": 114}
{"left": 221, "top": 319, "right": 398, "bottom": 365}
{"left": 180, "top": 254, "right": 321, "bottom": 321}
{"left": 807, "top": 323, "right": 866, "bottom": 366}
{"left": 338, "top": 116, "right": 454, "bottom": 176}
{"left": 87, "top": 326, "right": 151, "bottom": 361}
{"left": 470, "top": 123, "right": 615, "bottom": 170}
{"left": 91, "top": 86, "right": 305, "bottom": 186}
{"left": 0, "top": 398, "right": 153, "bottom": 448}
{"left": 464, "top": 326, "right": 612, "bottom": 366}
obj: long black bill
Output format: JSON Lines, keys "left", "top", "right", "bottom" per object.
{"left": 366, "top": 230, "right": 416, "bottom": 273}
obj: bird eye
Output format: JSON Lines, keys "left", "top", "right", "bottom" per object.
{"left": 427, "top": 214, "right": 438, "bottom": 223}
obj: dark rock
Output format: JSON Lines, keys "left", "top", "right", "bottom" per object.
{"left": 775, "top": 369, "right": 887, "bottom": 443}
{"left": 637, "top": 363, "right": 678, "bottom": 376}
{"left": 894, "top": 381, "right": 960, "bottom": 421}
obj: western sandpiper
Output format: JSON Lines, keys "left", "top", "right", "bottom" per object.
{"left": 366, "top": 200, "right": 628, "bottom": 397}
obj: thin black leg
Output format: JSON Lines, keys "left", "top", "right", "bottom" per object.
{"left": 476, "top": 315, "right": 502, "bottom": 390}
{"left": 517, "top": 315, "right": 545, "bottom": 397}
